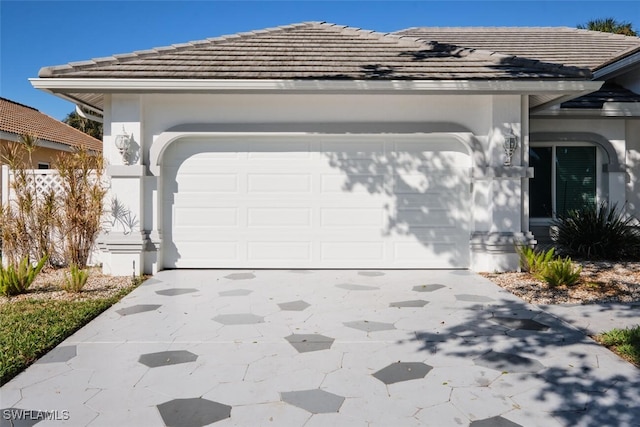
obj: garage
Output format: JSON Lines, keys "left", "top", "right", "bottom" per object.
{"left": 162, "top": 135, "right": 471, "bottom": 269}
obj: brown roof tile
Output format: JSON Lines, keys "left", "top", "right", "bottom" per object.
{"left": 0, "top": 98, "right": 102, "bottom": 151}
{"left": 39, "top": 22, "right": 590, "bottom": 80}
{"left": 394, "top": 27, "right": 640, "bottom": 70}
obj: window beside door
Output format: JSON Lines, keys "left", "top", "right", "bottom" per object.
{"left": 530, "top": 145, "right": 597, "bottom": 219}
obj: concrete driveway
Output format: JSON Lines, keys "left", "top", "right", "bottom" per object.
{"left": 1, "top": 269, "right": 639, "bottom": 427}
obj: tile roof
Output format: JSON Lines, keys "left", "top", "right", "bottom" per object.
{"left": 394, "top": 27, "right": 640, "bottom": 71}
{"left": 39, "top": 22, "right": 590, "bottom": 80}
{"left": 0, "top": 98, "right": 102, "bottom": 151}
{"left": 560, "top": 82, "right": 640, "bottom": 109}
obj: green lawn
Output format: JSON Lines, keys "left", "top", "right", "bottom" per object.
{"left": 596, "top": 326, "right": 640, "bottom": 368}
{"left": 0, "top": 285, "right": 137, "bottom": 386}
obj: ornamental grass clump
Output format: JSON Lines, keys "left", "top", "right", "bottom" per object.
{"left": 0, "top": 256, "right": 48, "bottom": 297}
{"left": 552, "top": 202, "right": 640, "bottom": 260}
{"left": 62, "top": 264, "right": 89, "bottom": 293}
{"left": 0, "top": 136, "right": 59, "bottom": 266}
{"left": 516, "top": 245, "right": 555, "bottom": 274}
{"left": 534, "top": 257, "right": 582, "bottom": 287}
{"left": 56, "top": 148, "right": 106, "bottom": 268}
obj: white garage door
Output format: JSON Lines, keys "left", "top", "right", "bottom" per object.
{"left": 162, "top": 136, "right": 470, "bottom": 268}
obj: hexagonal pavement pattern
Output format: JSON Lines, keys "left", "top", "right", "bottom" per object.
{"left": 218, "top": 289, "right": 253, "bottom": 296}
{"left": 389, "top": 300, "right": 429, "bottom": 308}
{"left": 35, "top": 345, "right": 77, "bottom": 364}
{"left": 336, "top": 283, "right": 379, "bottom": 291}
{"left": 470, "top": 415, "right": 524, "bottom": 427}
{"left": 224, "top": 273, "right": 256, "bottom": 280}
{"left": 285, "top": 334, "right": 335, "bottom": 353}
{"left": 280, "top": 389, "right": 345, "bottom": 413}
{"left": 474, "top": 350, "right": 545, "bottom": 373}
{"left": 116, "top": 304, "right": 162, "bottom": 316}
{"left": 155, "top": 288, "right": 198, "bottom": 296}
{"left": 156, "top": 398, "right": 231, "bottom": 426}
{"left": 343, "top": 320, "right": 396, "bottom": 332}
{"left": 278, "top": 300, "right": 311, "bottom": 311}
{"left": 3, "top": 269, "right": 636, "bottom": 427}
{"left": 213, "top": 313, "right": 265, "bottom": 325}
{"left": 455, "top": 294, "right": 496, "bottom": 302}
{"left": 138, "top": 350, "right": 198, "bottom": 368}
{"left": 413, "top": 284, "right": 446, "bottom": 292}
{"left": 357, "top": 271, "right": 386, "bottom": 277}
{"left": 372, "top": 362, "right": 433, "bottom": 384}
{"left": 491, "top": 316, "right": 550, "bottom": 331}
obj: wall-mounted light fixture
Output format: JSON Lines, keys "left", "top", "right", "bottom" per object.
{"left": 503, "top": 132, "right": 518, "bottom": 166}
{"left": 114, "top": 126, "right": 133, "bottom": 165}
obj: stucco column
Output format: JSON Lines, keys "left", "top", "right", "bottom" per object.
{"left": 470, "top": 95, "right": 535, "bottom": 271}
{"left": 100, "top": 165, "right": 147, "bottom": 276}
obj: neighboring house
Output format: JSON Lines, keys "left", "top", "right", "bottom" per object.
{"left": 30, "top": 22, "right": 640, "bottom": 275}
{"left": 0, "top": 97, "right": 102, "bottom": 193}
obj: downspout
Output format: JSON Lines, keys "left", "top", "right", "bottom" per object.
{"left": 75, "top": 105, "right": 103, "bottom": 123}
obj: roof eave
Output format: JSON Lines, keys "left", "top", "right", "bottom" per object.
{"left": 533, "top": 101, "right": 640, "bottom": 118}
{"left": 30, "top": 77, "right": 600, "bottom": 93}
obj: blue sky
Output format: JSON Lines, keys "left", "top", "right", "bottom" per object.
{"left": 1, "top": 0, "right": 638, "bottom": 120}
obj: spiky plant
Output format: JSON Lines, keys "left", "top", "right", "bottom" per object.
{"left": 62, "top": 264, "right": 89, "bottom": 293}
{"left": 552, "top": 202, "right": 640, "bottom": 260}
{"left": 0, "top": 256, "right": 48, "bottom": 296}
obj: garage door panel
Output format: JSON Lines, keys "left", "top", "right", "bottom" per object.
{"left": 320, "top": 173, "right": 387, "bottom": 194}
{"left": 174, "top": 173, "right": 239, "bottom": 193}
{"left": 320, "top": 242, "right": 385, "bottom": 261}
{"left": 396, "top": 207, "right": 460, "bottom": 228}
{"left": 169, "top": 241, "right": 240, "bottom": 264}
{"left": 320, "top": 208, "right": 384, "bottom": 227}
{"left": 247, "top": 208, "right": 312, "bottom": 227}
{"left": 247, "top": 174, "right": 312, "bottom": 193}
{"left": 248, "top": 242, "right": 312, "bottom": 261}
{"left": 174, "top": 206, "right": 238, "bottom": 227}
{"left": 163, "top": 137, "right": 470, "bottom": 269}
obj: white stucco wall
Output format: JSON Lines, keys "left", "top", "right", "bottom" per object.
{"left": 101, "top": 92, "right": 527, "bottom": 273}
{"left": 626, "top": 119, "right": 640, "bottom": 215}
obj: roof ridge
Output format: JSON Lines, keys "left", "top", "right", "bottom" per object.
{"left": 396, "top": 26, "right": 640, "bottom": 40}
{"left": 0, "top": 97, "right": 39, "bottom": 112}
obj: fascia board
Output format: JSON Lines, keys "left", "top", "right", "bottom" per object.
{"left": 532, "top": 102, "right": 640, "bottom": 118}
{"left": 529, "top": 83, "right": 605, "bottom": 114}
{"left": 30, "top": 78, "right": 603, "bottom": 95}
{"left": 593, "top": 51, "right": 640, "bottom": 80}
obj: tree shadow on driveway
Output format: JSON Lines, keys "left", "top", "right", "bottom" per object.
{"left": 402, "top": 298, "right": 640, "bottom": 427}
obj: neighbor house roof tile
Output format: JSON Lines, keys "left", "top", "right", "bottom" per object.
{"left": 38, "top": 22, "right": 590, "bottom": 80}
{"left": 0, "top": 98, "right": 102, "bottom": 151}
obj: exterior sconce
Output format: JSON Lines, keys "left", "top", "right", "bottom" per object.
{"left": 503, "top": 133, "right": 518, "bottom": 166}
{"left": 114, "top": 126, "right": 133, "bottom": 165}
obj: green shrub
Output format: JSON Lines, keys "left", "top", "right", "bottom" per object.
{"left": 516, "top": 246, "right": 555, "bottom": 274}
{"left": 62, "top": 264, "right": 89, "bottom": 293}
{"left": 552, "top": 202, "right": 640, "bottom": 260}
{"left": 535, "top": 257, "right": 582, "bottom": 287}
{"left": 0, "top": 256, "right": 47, "bottom": 296}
